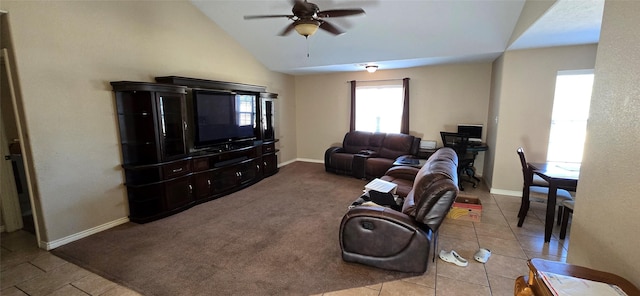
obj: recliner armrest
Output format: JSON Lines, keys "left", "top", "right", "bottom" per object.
{"left": 384, "top": 165, "right": 420, "bottom": 181}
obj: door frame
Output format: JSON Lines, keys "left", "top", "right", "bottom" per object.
{"left": 1, "top": 46, "right": 42, "bottom": 244}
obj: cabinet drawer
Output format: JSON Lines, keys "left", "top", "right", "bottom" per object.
{"left": 162, "top": 160, "right": 191, "bottom": 179}
{"left": 263, "top": 143, "right": 276, "bottom": 153}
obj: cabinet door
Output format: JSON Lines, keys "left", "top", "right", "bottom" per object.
{"left": 238, "top": 159, "right": 260, "bottom": 184}
{"left": 261, "top": 99, "right": 276, "bottom": 140}
{"left": 211, "top": 166, "right": 239, "bottom": 194}
{"left": 156, "top": 92, "right": 187, "bottom": 160}
{"left": 263, "top": 153, "right": 278, "bottom": 177}
{"left": 193, "top": 171, "right": 213, "bottom": 200}
{"left": 163, "top": 176, "right": 193, "bottom": 210}
{"left": 116, "top": 91, "right": 161, "bottom": 164}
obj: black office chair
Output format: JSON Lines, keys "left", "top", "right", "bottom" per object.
{"left": 440, "top": 132, "right": 477, "bottom": 191}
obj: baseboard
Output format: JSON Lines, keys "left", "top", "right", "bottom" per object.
{"left": 490, "top": 188, "right": 521, "bottom": 197}
{"left": 278, "top": 158, "right": 323, "bottom": 167}
{"left": 41, "top": 217, "right": 129, "bottom": 250}
{"left": 295, "top": 158, "right": 323, "bottom": 164}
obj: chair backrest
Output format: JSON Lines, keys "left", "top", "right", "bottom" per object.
{"left": 402, "top": 147, "right": 459, "bottom": 232}
{"left": 440, "top": 132, "right": 469, "bottom": 156}
{"left": 516, "top": 147, "right": 534, "bottom": 185}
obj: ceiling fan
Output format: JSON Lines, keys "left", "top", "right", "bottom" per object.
{"left": 243, "top": 0, "right": 365, "bottom": 38}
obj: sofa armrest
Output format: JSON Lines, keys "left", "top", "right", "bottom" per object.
{"left": 384, "top": 165, "right": 420, "bottom": 181}
{"left": 324, "top": 146, "right": 344, "bottom": 168}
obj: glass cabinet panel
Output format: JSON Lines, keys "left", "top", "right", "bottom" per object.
{"left": 261, "top": 98, "right": 275, "bottom": 140}
{"left": 157, "top": 92, "right": 187, "bottom": 160}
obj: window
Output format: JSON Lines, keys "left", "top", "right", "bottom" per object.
{"left": 350, "top": 78, "right": 410, "bottom": 134}
{"left": 355, "top": 84, "right": 404, "bottom": 133}
{"left": 547, "top": 70, "right": 594, "bottom": 164}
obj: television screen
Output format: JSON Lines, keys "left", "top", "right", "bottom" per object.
{"left": 192, "top": 90, "right": 256, "bottom": 148}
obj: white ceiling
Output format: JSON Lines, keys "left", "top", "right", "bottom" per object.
{"left": 191, "top": 0, "right": 604, "bottom": 75}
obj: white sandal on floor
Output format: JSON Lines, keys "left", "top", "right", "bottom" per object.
{"left": 438, "top": 250, "right": 468, "bottom": 267}
{"left": 474, "top": 248, "right": 491, "bottom": 263}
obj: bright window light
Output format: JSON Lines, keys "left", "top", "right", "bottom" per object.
{"left": 547, "top": 70, "right": 594, "bottom": 163}
{"left": 355, "top": 85, "right": 403, "bottom": 133}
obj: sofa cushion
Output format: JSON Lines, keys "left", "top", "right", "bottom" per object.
{"left": 378, "top": 133, "right": 415, "bottom": 159}
{"left": 342, "top": 131, "right": 374, "bottom": 154}
{"left": 368, "top": 133, "right": 386, "bottom": 151}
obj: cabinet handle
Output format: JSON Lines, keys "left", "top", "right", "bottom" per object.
{"left": 172, "top": 168, "right": 183, "bottom": 173}
{"left": 207, "top": 179, "right": 211, "bottom": 188}
{"left": 188, "top": 184, "right": 193, "bottom": 194}
{"left": 183, "top": 121, "right": 187, "bottom": 131}
{"left": 264, "top": 162, "right": 267, "bottom": 167}
{"left": 256, "top": 164, "right": 260, "bottom": 170}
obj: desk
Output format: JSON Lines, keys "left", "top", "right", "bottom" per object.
{"left": 528, "top": 162, "right": 579, "bottom": 243}
{"left": 515, "top": 258, "right": 640, "bottom": 296}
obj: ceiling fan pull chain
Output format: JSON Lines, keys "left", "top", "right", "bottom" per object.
{"left": 306, "top": 37, "right": 310, "bottom": 58}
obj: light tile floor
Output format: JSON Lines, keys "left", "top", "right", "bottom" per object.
{"left": 1, "top": 182, "right": 571, "bottom": 296}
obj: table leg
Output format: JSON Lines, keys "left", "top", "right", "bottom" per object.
{"left": 545, "top": 183, "right": 557, "bottom": 242}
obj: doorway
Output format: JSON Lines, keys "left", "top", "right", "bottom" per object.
{"left": 1, "top": 11, "right": 40, "bottom": 242}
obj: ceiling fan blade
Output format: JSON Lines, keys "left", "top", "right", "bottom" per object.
{"left": 319, "top": 21, "right": 344, "bottom": 35}
{"left": 244, "top": 14, "right": 294, "bottom": 20}
{"left": 278, "top": 23, "right": 297, "bottom": 36}
{"left": 317, "top": 9, "right": 365, "bottom": 18}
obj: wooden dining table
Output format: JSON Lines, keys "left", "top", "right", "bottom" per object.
{"left": 528, "top": 162, "right": 580, "bottom": 243}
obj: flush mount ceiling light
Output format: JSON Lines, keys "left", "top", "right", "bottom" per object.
{"left": 294, "top": 20, "right": 321, "bottom": 37}
{"left": 365, "top": 65, "right": 378, "bottom": 73}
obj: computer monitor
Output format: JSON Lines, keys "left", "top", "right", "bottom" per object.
{"left": 457, "top": 124, "right": 483, "bottom": 142}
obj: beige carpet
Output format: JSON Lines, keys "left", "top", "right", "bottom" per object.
{"left": 52, "top": 162, "right": 413, "bottom": 295}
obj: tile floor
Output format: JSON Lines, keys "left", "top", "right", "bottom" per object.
{"left": 1, "top": 182, "right": 571, "bottom": 296}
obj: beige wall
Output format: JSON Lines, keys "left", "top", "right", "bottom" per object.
{"left": 294, "top": 63, "right": 492, "bottom": 176}
{"left": 0, "top": 0, "right": 296, "bottom": 245}
{"left": 568, "top": 1, "right": 640, "bottom": 284}
{"left": 488, "top": 44, "right": 597, "bottom": 194}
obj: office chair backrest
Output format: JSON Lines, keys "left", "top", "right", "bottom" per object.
{"left": 440, "top": 132, "right": 469, "bottom": 156}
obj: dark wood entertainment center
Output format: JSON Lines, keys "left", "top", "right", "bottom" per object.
{"left": 111, "top": 77, "right": 279, "bottom": 223}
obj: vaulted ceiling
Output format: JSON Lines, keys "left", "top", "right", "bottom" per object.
{"left": 191, "top": 0, "right": 604, "bottom": 75}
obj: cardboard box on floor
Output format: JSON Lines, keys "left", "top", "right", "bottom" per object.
{"left": 446, "top": 194, "right": 482, "bottom": 222}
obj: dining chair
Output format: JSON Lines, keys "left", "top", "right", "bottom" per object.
{"left": 516, "top": 147, "right": 573, "bottom": 227}
{"left": 441, "top": 132, "right": 476, "bottom": 190}
{"left": 559, "top": 199, "right": 574, "bottom": 239}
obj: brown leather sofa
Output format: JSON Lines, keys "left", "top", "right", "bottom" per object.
{"left": 339, "top": 147, "right": 459, "bottom": 273}
{"left": 324, "top": 131, "right": 420, "bottom": 179}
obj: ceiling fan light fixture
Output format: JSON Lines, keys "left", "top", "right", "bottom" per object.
{"left": 294, "top": 20, "right": 320, "bottom": 37}
{"left": 365, "top": 65, "right": 378, "bottom": 73}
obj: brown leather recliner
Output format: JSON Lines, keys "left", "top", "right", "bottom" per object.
{"left": 324, "top": 131, "right": 420, "bottom": 179}
{"left": 339, "top": 147, "right": 459, "bottom": 273}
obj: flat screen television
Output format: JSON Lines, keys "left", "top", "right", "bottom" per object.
{"left": 191, "top": 90, "right": 256, "bottom": 148}
{"left": 457, "top": 124, "right": 483, "bottom": 143}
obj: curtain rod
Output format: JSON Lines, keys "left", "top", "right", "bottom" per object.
{"left": 347, "top": 78, "right": 409, "bottom": 83}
